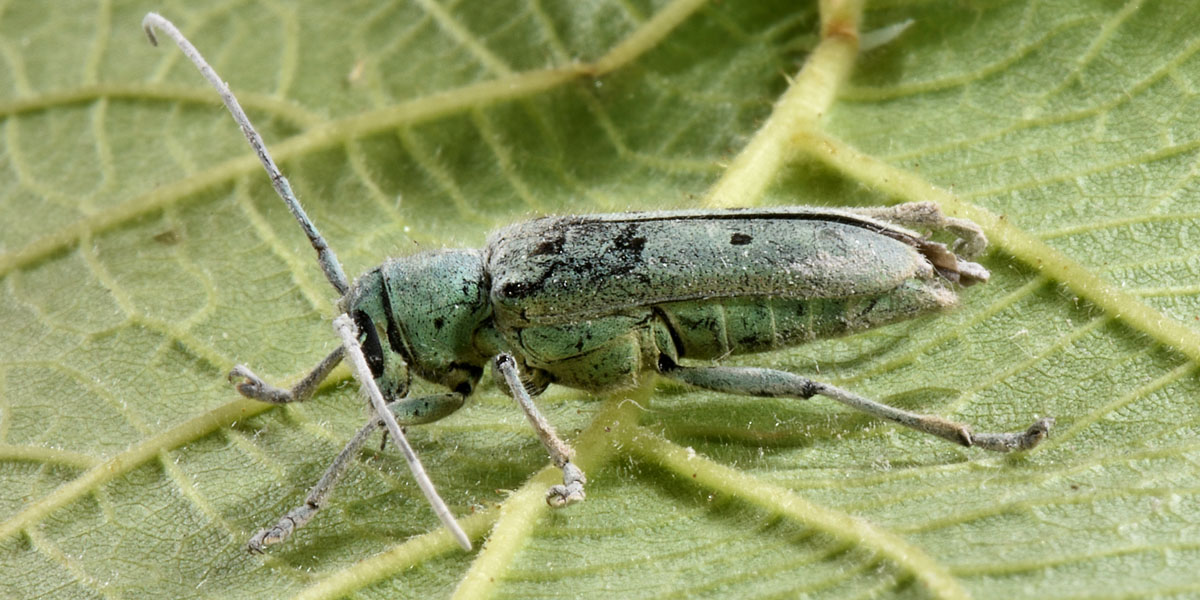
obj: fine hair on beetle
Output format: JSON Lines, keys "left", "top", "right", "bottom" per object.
{"left": 142, "top": 12, "right": 1053, "bottom": 554}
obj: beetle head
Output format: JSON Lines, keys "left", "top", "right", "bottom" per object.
{"left": 341, "top": 250, "right": 490, "bottom": 399}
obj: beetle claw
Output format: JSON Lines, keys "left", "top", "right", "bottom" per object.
{"left": 546, "top": 462, "right": 587, "bottom": 507}
{"left": 546, "top": 484, "right": 585, "bottom": 507}
{"left": 246, "top": 521, "right": 291, "bottom": 554}
{"left": 970, "top": 417, "right": 1055, "bottom": 452}
{"left": 229, "top": 364, "right": 293, "bottom": 404}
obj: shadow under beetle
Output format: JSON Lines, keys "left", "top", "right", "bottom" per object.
{"left": 143, "top": 13, "right": 1053, "bottom": 553}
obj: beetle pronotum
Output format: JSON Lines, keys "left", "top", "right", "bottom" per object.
{"left": 142, "top": 12, "right": 1052, "bottom": 554}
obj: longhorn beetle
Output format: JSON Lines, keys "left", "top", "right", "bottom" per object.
{"left": 142, "top": 13, "right": 1053, "bottom": 553}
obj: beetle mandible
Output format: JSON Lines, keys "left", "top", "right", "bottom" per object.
{"left": 142, "top": 13, "right": 1053, "bottom": 554}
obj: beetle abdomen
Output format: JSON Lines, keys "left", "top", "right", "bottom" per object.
{"left": 657, "top": 280, "right": 955, "bottom": 360}
{"left": 503, "top": 275, "right": 953, "bottom": 390}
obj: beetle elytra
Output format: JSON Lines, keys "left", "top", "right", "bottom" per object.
{"left": 143, "top": 13, "right": 1052, "bottom": 554}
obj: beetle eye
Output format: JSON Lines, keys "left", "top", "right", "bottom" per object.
{"left": 351, "top": 310, "right": 385, "bottom": 379}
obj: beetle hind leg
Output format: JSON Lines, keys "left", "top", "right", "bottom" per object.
{"left": 229, "top": 347, "right": 345, "bottom": 405}
{"left": 850, "top": 202, "right": 988, "bottom": 259}
{"left": 657, "top": 360, "right": 1052, "bottom": 452}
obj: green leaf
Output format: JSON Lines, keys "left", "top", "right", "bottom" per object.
{"left": 2, "top": 1, "right": 1199, "bottom": 598}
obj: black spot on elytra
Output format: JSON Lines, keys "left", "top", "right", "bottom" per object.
{"left": 613, "top": 228, "right": 647, "bottom": 253}
{"left": 433, "top": 317, "right": 445, "bottom": 330}
{"left": 499, "top": 221, "right": 651, "bottom": 302}
{"left": 596, "top": 224, "right": 650, "bottom": 283}
{"left": 530, "top": 234, "right": 566, "bottom": 257}
{"left": 501, "top": 280, "right": 531, "bottom": 298}
{"left": 730, "top": 232, "right": 752, "bottom": 245}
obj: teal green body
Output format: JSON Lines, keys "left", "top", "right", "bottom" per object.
{"left": 140, "top": 13, "right": 1037, "bottom": 554}
{"left": 340, "top": 207, "right": 985, "bottom": 402}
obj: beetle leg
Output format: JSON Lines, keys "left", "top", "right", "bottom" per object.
{"left": 229, "top": 347, "right": 345, "bottom": 404}
{"left": 377, "top": 391, "right": 468, "bottom": 449}
{"left": 657, "top": 361, "right": 1053, "bottom": 452}
{"left": 850, "top": 201, "right": 989, "bottom": 258}
{"left": 245, "top": 391, "right": 469, "bottom": 552}
{"left": 493, "top": 354, "right": 587, "bottom": 507}
{"left": 247, "top": 416, "right": 377, "bottom": 552}
{"left": 333, "top": 314, "right": 472, "bottom": 550}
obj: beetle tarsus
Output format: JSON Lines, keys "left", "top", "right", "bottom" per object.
{"left": 246, "top": 520, "right": 293, "bottom": 554}
{"left": 229, "top": 347, "right": 345, "bottom": 405}
{"left": 546, "top": 462, "right": 587, "bottom": 507}
{"left": 228, "top": 365, "right": 294, "bottom": 404}
{"left": 955, "top": 258, "right": 991, "bottom": 285}
{"left": 970, "top": 417, "right": 1055, "bottom": 452}
{"left": 944, "top": 216, "right": 988, "bottom": 259}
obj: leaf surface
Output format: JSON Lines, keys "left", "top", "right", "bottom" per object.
{"left": 2, "top": 1, "right": 1199, "bottom": 598}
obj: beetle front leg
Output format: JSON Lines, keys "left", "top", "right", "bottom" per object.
{"left": 493, "top": 354, "right": 586, "bottom": 507}
{"left": 246, "top": 390, "right": 469, "bottom": 552}
{"left": 657, "top": 359, "right": 1052, "bottom": 452}
{"left": 230, "top": 346, "right": 345, "bottom": 404}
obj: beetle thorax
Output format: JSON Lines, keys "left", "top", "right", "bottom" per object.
{"left": 340, "top": 249, "right": 491, "bottom": 397}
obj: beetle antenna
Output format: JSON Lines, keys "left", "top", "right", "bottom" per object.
{"left": 142, "top": 13, "right": 350, "bottom": 296}
{"left": 333, "top": 314, "right": 472, "bottom": 551}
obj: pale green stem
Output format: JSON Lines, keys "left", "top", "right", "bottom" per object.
{"left": 451, "top": 391, "right": 649, "bottom": 600}
{"left": 704, "top": 0, "right": 864, "bottom": 208}
{"left": 626, "top": 427, "right": 970, "bottom": 600}
{"left": 794, "top": 129, "right": 1200, "bottom": 366}
{"left": 293, "top": 510, "right": 496, "bottom": 600}
{"left": 0, "top": 398, "right": 272, "bottom": 543}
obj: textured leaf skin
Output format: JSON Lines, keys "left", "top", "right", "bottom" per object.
{"left": 2, "top": 2, "right": 1200, "bottom": 599}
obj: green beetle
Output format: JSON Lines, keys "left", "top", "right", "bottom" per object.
{"left": 144, "top": 13, "right": 1052, "bottom": 554}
